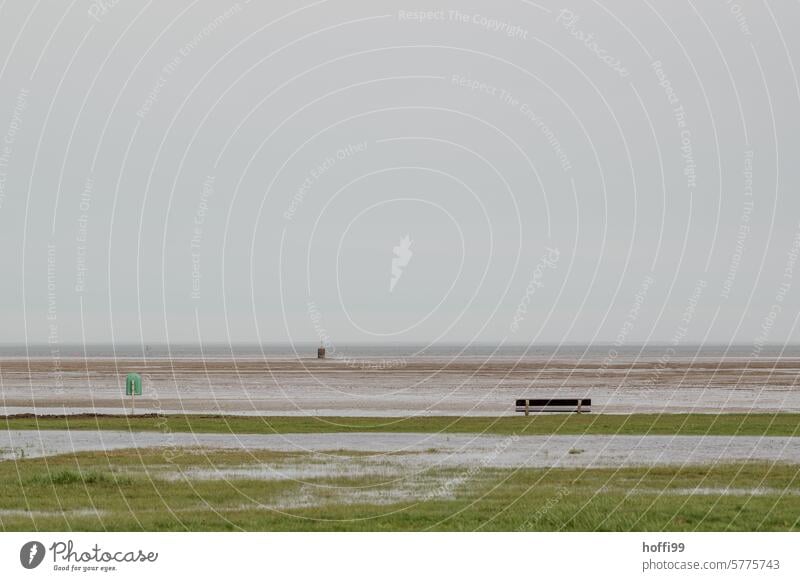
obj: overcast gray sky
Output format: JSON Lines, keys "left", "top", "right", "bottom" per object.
{"left": 0, "top": 0, "right": 799, "bottom": 347}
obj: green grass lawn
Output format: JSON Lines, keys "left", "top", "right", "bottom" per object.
{"left": 0, "top": 448, "right": 798, "bottom": 531}
{"left": 3, "top": 413, "right": 800, "bottom": 436}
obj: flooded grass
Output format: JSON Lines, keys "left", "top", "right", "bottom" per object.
{"left": 0, "top": 448, "right": 799, "bottom": 531}
{"left": 26, "top": 469, "right": 134, "bottom": 487}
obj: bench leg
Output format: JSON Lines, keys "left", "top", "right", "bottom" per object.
{"left": 577, "top": 400, "right": 582, "bottom": 414}
{"left": 525, "top": 401, "right": 529, "bottom": 417}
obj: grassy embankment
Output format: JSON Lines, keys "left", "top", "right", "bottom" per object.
{"left": 3, "top": 413, "right": 800, "bottom": 436}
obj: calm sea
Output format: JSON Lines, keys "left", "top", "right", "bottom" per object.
{"left": 1, "top": 343, "right": 798, "bottom": 359}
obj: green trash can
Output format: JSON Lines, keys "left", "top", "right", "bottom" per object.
{"left": 125, "top": 373, "right": 142, "bottom": 413}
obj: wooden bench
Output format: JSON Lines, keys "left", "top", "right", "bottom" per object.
{"left": 515, "top": 398, "right": 591, "bottom": 415}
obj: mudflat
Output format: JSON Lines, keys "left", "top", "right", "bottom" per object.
{"left": 2, "top": 356, "right": 799, "bottom": 416}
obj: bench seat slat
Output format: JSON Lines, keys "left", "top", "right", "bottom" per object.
{"left": 515, "top": 398, "right": 591, "bottom": 413}
{"left": 515, "top": 398, "right": 591, "bottom": 406}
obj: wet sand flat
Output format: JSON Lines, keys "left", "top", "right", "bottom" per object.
{"left": 2, "top": 356, "right": 800, "bottom": 416}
